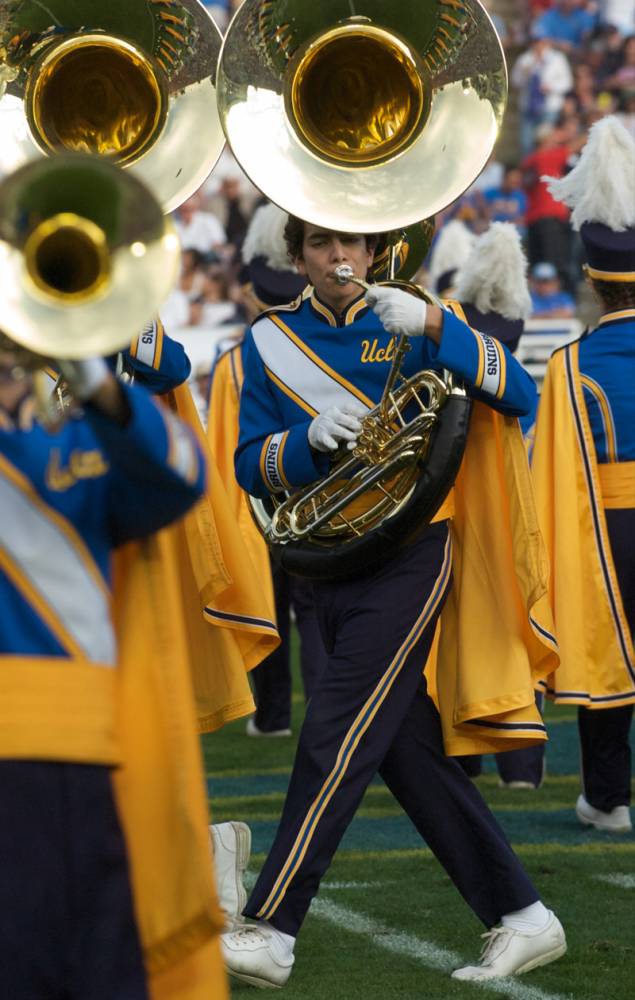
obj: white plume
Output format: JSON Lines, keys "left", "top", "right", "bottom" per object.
{"left": 454, "top": 222, "right": 532, "bottom": 321}
{"left": 545, "top": 116, "right": 635, "bottom": 232}
{"left": 242, "top": 202, "right": 293, "bottom": 270}
{"left": 427, "top": 220, "right": 476, "bottom": 288}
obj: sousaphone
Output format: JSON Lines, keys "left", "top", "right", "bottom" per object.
{"left": 217, "top": 0, "right": 508, "bottom": 579}
{"left": 0, "top": 0, "right": 225, "bottom": 211}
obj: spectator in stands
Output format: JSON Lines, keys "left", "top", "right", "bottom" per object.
{"left": 179, "top": 248, "right": 208, "bottom": 303}
{"left": 532, "top": 0, "right": 597, "bottom": 54}
{"left": 529, "top": 262, "right": 576, "bottom": 317}
{"left": 603, "top": 34, "right": 635, "bottom": 92}
{"left": 190, "top": 263, "right": 242, "bottom": 335}
{"left": 511, "top": 30, "right": 573, "bottom": 153}
{"left": 521, "top": 123, "right": 577, "bottom": 287}
{"left": 482, "top": 165, "right": 528, "bottom": 234}
{"left": 173, "top": 191, "right": 227, "bottom": 256}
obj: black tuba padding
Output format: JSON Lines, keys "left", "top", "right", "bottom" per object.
{"left": 276, "top": 393, "right": 472, "bottom": 581}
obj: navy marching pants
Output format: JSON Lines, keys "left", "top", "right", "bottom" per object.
{"left": 251, "top": 566, "right": 329, "bottom": 732}
{"left": 0, "top": 761, "right": 148, "bottom": 1000}
{"left": 244, "top": 523, "right": 539, "bottom": 936}
{"left": 579, "top": 508, "right": 635, "bottom": 811}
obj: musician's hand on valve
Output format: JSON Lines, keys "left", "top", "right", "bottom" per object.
{"left": 365, "top": 286, "right": 427, "bottom": 337}
{"left": 308, "top": 404, "right": 366, "bottom": 453}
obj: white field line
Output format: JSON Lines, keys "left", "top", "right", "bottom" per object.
{"left": 594, "top": 874, "right": 635, "bottom": 889}
{"left": 309, "top": 899, "right": 572, "bottom": 1000}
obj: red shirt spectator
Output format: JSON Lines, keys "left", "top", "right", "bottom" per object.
{"left": 522, "top": 142, "right": 572, "bottom": 223}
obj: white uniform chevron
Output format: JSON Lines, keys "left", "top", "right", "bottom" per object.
{"left": 0, "top": 472, "right": 116, "bottom": 665}
{"left": 252, "top": 316, "right": 371, "bottom": 415}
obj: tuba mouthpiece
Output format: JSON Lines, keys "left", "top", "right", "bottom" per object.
{"left": 334, "top": 265, "right": 355, "bottom": 284}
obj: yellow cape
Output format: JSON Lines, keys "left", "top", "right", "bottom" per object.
{"left": 165, "top": 384, "right": 279, "bottom": 731}
{"left": 531, "top": 342, "right": 635, "bottom": 707}
{"left": 112, "top": 532, "right": 228, "bottom": 999}
{"left": 430, "top": 401, "right": 559, "bottom": 754}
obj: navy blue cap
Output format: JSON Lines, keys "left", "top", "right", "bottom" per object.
{"left": 461, "top": 303, "right": 524, "bottom": 354}
{"left": 245, "top": 255, "right": 307, "bottom": 307}
{"left": 581, "top": 222, "right": 635, "bottom": 281}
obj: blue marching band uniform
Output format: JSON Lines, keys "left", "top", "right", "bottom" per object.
{"left": 234, "top": 287, "right": 552, "bottom": 943}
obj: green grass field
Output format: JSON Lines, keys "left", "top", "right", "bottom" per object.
{"left": 203, "top": 640, "right": 635, "bottom": 1000}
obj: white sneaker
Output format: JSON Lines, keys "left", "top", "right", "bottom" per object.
{"left": 246, "top": 716, "right": 292, "bottom": 738}
{"left": 209, "top": 821, "right": 251, "bottom": 930}
{"left": 222, "top": 923, "right": 295, "bottom": 989}
{"left": 498, "top": 780, "right": 538, "bottom": 790}
{"left": 451, "top": 912, "right": 567, "bottom": 981}
{"left": 576, "top": 794, "right": 632, "bottom": 833}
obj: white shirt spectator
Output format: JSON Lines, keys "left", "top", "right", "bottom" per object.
{"left": 511, "top": 44, "right": 573, "bottom": 118}
{"left": 174, "top": 210, "right": 226, "bottom": 254}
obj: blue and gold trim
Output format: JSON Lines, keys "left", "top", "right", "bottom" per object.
{"left": 260, "top": 432, "right": 291, "bottom": 493}
{"left": 597, "top": 308, "right": 635, "bottom": 325}
{"left": 565, "top": 343, "right": 635, "bottom": 685}
{"left": 473, "top": 330, "right": 506, "bottom": 399}
{"left": 255, "top": 533, "right": 453, "bottom": 921}
{"left": 309, "top": 290, "right": 368, "bottom": 328}
{"left": 586, "top": 266, "right": 635, "bottom": 283}
{"left": 130, "top": 318, "right": 164, "bottom": 369}
{"left": 203, "top": 607, "right": 278, "bottom": 635}
{"left": 580, "top": 374, "right": 618, "bottom": 462}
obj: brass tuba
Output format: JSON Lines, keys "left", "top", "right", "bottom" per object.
{"left": 0, "top": 0, "right": 225, "bottom": 212}
{"left": 217, "top": 0, "right": 507, "bottom": 579}
{"left": 0, "top": 153, "right": 181, "bottom": 360}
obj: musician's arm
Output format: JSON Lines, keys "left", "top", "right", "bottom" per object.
{"left": 235, "top": 333, "right": 329, "bottom": 498}
{"left": 425, "top": 307, "right": 537, "bottom": 417}
{"left": 85, "top": 382, "right": 206, "bottom": 543}
{"left": 121, "top": 319, "right": 191, "bottom": 393}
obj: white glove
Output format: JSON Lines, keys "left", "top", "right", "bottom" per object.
{"left": 57, "top": 358, "right": 111, "bottom": 401}
{"left": 308, "top": 403, "right": 366, "bottom": 453}
{"left": 365, "top": 286, "right": 427, "bottom": 337}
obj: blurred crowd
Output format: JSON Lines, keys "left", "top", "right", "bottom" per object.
{"left": 166, "top": 0, "right": 635, "bottom": 392}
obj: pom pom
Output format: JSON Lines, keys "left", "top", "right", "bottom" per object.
{"left": 427, "top": 220, "right": 476, "bottom": 289}
{"left": 545, "top": 116, "right": 635, "bottom": 232}
{"left": 454, "top": 223, "right": 532, "bottom": 321}
{"left": 242, "top": 203, "right": 293, "bottom": 270}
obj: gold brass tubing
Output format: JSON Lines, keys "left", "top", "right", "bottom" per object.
{"left": 23, "top": 213, "right": 111, "bottom": 304}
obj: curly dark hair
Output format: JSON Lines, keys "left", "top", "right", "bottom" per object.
{"left": 590, "top": 277, "right": 635, "bottom": 312}
{"left": 283, "top": 214, "right": 379, "bottom": 262}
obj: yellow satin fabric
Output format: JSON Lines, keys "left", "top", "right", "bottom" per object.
{"left": 112, "top": 536, "right": 228, "bottom": 998}
{"left": 531, "top": 344, "right": 635, "bottom": 707}
{"left": 166, "top": 383, "right": 279, "bottom": 732}
{"left": 598, "top": 461, "right": 635, "bottom": 509}
{"left": 429, "top": 403, "right": 559, "bottom": 754}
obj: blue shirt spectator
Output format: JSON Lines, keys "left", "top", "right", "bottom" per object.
{"left": 529, "top": 262, "right": 576, "bottom": 317}
{"left": 534, "top": 1, "right": 597, "bottom": 50}
{"left": 483, "top": 167, "right": 528, "bottom": 232}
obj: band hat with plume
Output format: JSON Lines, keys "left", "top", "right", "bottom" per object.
{"left": 240, "top": 202, "right": 307, "bottom": 307}
{"left": 427, "top": 219, "right": 476, "bottom": 295}
{"left": 544, "top": 116, "right": 635, "bottom": 281}
{"left": 454, "top": 222, "right": 532, "bottom": 321}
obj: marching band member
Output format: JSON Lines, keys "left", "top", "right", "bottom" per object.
{"left": 220, "top": 216, "right": 566, "bottom": 986}
{"left": 0, "top": 339, "right": 228, "bottom": 998}
{"left": 533, "top": 116, "right": 635, "bottom": 834}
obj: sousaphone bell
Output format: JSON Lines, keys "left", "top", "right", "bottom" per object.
{"left": 0, "top": 0, "right": 225, "bottom": 211}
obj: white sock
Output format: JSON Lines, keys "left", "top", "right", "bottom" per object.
{"left": 264, "top": 922, "right": 296, "bottom": 958}
{"left": 502, "top": 901, "right": 551, "bottom": 933}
